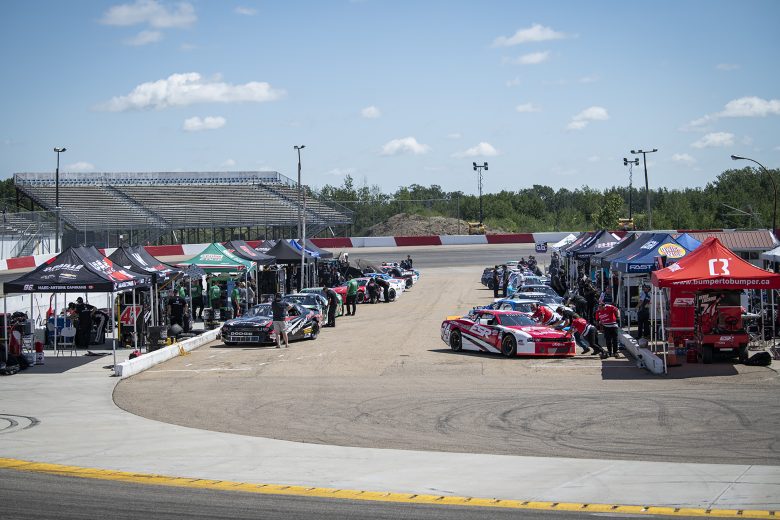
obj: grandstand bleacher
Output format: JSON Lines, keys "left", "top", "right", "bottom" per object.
{"left": 13, "top": 171, "right": 353, "bottom": 250}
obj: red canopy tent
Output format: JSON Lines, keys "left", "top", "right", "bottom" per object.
{"left": 650, "top": 237, "right": 780, "bottom": 369}
{"left": 652, "top": 237, "right": 780, "bottom": 289}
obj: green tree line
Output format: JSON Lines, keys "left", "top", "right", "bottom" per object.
{"left": 315, "top": 166, "right": 780, "bottom": 234}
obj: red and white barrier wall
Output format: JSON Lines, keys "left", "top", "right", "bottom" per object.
{"left": 0, "top": 230, "right": 723, "bottom": 274}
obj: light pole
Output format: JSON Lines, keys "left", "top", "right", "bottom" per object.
{"left": 473, "top": 162, "right": 488, "bottom": 225}
{"left": 53, "top": 147, "right": 66, "bottom": 252}
{"left": 294, "top": 145, "right": 306, "bottom": 291}
{"left": 623, "top": 157, "right": 639, "bottom": 221}
{"left": 630, "top": 148, "right": 657, "bottom": 229}
{"left": 731, "top": 154, "right": 776, "bottom": 236}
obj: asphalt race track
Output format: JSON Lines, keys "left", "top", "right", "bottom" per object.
{"left": 115, "top": 244, "right": 780, "bottom": 466}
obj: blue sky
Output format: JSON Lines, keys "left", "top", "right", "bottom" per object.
{"left": 1, "top": 0, "right": 779, "bottom": 196}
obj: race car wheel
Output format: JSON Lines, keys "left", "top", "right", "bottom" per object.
{"left": 501, "top": 335, "right": 517, "bottom": 357}
{"left": 357, "top": 292, "right": 365, "bottom": 304}
{"left": 387, "top": 288, "right": 396, "bottom": 302}
{"left": 405, "top": 278, "right": 413, "bottom": 289}
{"left": 449, "top": 330, "right": 462, "bottom": 352}
{"left": 223, "top": 340, "right": 236, "bottom": 346}
{"left": 487, "top": 280, "right": 494, "bottom": 290}
{"left": 309, "top": 322, "right": 320, "bottom": 340}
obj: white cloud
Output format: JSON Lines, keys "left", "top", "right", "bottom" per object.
{"left": 124, "top": 29, "right": 162, "bottom": 46}
{"left": 453, "top": 142, "right": 499, "bottom": 158}
{"left": 691, "top": 132, "right": 734, "bottom": 148}
{"left": 97, "top": 73, "right": 285, "bottom": 111}
{"left": 505, "top": 51, "right": 550, "bottom": 65}
{"left": 180, "top": 42, "right": 197, "bottom": 51}
{"left": 672, "top": 153, "right": 696, "bottom": 165}
{"left": 326, "top": 167, "right": 356, "bottom": 177}
{"left": 380, "top": 137, "right": 430, "bottom": 156}
{"left": 505, "top": 77, "right": 522, "bottom": 87}
{"left": 183, "top": 116, "right": 226, "bottom": 131}
{"left": 100, "top": 0, "right": 196, "bottom": 28}
{"left": 566, "top": 106, "right": 609, "bottom": 130}
{"left": 66, "top": 161, "right": 95, "bottom": 172}
{"left": 684, "top": 96, "right": 780, "bottom": 130}
{"left": 361, "top": 106, "right": 381, "bottom": 119}
{"left": 515, "top": 103, "right": 541, "bottom": 113}
{"left": 579, "top": 74, "right": 599, "bottom": 83}
{"left": 234, "top": 6, "right": 257, "bottom": 16}
{"left": 222, "top": 158, "right": 236, "bottom": 167}
{"left": 447, "top": 133, "right": 462, "bottom": 139}
{"left": 587, "top": 155, "right": 600, "bottom": 163}
{"left": 716, "top": 63, "right": 740, "bottom": 71}
{"left": 492, "top": 24, "right": 566, "bottom": 47}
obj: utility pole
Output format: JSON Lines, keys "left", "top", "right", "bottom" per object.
{"left": 294, "top": 145, "right": 306, "bottom": 291}
{"left": 53, "top": 147, "right": 67, "bottom": 252}
{"left": 631, "top": 148, "right": 657, "bottom": 229}
{"left": 473, "top": 162, "right": 488, "bottom": 225}
{"left": 623, "top": 157, "right": 639, "bottom": 221}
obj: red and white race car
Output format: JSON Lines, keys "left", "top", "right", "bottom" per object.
{"left": 440, "top": 309, "right": 575, "bottom": 357}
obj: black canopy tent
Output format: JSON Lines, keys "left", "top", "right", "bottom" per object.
{"left": 3, "top": 246, "right": 150, "bottom": 371}
{"left": 265, "top": 239, "right": 316, "bottom": 263}
{"left": 300, "top": 239, "right": 334, "bottom": 259}
{"left": 108, "top": 245, "right": 187, "bottom": 326}
{"left": 225, "top": 240, "right": 276, "bottom": 265}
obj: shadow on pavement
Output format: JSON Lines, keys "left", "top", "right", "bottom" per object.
{"left": 12, "top": 354, "right": 110, "bottom": 374}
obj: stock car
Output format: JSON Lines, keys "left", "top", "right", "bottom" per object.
{"left": 380, "top": 263, "right": 419, "bottom": 286}
{"left": 364, "top": 272, "right": 406, "bottom": 294}
{"left": 282, "top": 293, "right": 328, "bottom": 319}
{"left": 300, "top": 287, "right": 344, "bottom": 317}
{"left": 504, "top": 291, "right": 563, "bottom": 306}
{"left": 477, "top": 298, "right": 554, "bottom": 314}
{"left": 514, "top": 284, "right": 562, "bottom": 301}
{"left": 221, "top": 302, "right": 320, "bottom": 346}
{"left": 441, "top": 309, "right": 575, "bottom": 357}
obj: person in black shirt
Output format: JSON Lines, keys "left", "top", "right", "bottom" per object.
{"left": 322, "top": 287, "right": 339, "bottom": 327}
{"left": 501, "top": 265, "right": 509, "bottom": 298}
{"left": 74, "top": 297, "right": 95, "bottom": 349}
{"left": 167, "top": 294, "right": 187, "bottom": 327}
{"left": 271, "top": 293, "right": 292, "bottom": 348}
{"left": 492, "top": 266, "right": 499, "bottom": 298}
{"left": 375, "top": 276, "right": 390, "bottom": 303}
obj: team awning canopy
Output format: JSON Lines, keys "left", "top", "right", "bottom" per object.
{"left": 178, "top": 243, "right": 254, "bottom": 273}
{"left": 265, "top": 239, "right": 316, "bottom": 263}
{"left": 611, "top": 233, "right": 694, "bottom": 273}
{"left": 4, "top": 246, "right": 150, "bottom": 294}
{"left": 224, "top": 240, "right": 276, "bottom": 265}
{"left": 674, "top": 233, "right": 702, "bottom": 252}
{"left": 570, "top": 230, "right": 620, "bottom": 259}
{"left": 593, "top": 233, "right": 638, "bottom": 269}
{"left": 108, "top": 245, "right": 184, "bottom": 283}
{"left": 652, "top": 237, "right": 780, "bottom": 289}
{"left": 300, "top": 239, "right": 334, "bottom": 259}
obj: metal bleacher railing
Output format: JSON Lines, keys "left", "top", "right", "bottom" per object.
{"left": 13, "top": 171, "right": 353, "bottom": 248}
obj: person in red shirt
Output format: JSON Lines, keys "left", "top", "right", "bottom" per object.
{"left": 557, "top": 306, "right": 607, "bottom": 357}
{"left": 594, "top": 300, "right": 621, "bottom": 358}
{"left": 531, "top": 303, "right": 561, "bottom": 327}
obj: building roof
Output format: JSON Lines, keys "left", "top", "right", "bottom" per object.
{"left": 687, "top": 230, "right": 777, "bottom": 251}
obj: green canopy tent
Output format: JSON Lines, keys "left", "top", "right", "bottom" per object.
{"left": 178, "top": 243, "right": 257, "bottom": 314}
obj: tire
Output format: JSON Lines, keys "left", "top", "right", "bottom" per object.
{"left": 738, "top": 344, "right": 749, "bottom": 363}
{"left": 487, "top": 280, "right": 494, "bottom": 290}
{"left": 309, "top": 322, "right": 320, "bottom": 340}
{"left": 387, "top": 288, "right": 397, "bottom": 302}
{"left": 449, "top": 329, "right": 462, "bottom": 352}
{"left": 702, "top": 344, "right": 714, "bottom": 364}
{"left": 223, "top": 340, "right": 236, "bottom": 346}
{"left": 357, "top": 292, "right": 365, "bottom": 304}
{"left": 501, "top": 334, "right": 517, "bottom": 357}
{"left": 405, "top": 278, "right": 413, "bottom": 289}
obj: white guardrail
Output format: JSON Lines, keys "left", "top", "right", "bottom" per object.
{"left": 113, "top": 328, "right": 221, "bottom": 379}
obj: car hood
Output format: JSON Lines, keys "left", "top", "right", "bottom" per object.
{"left": 225, "top": 316, "right": 271, "bottom": 326}
{"left": 506, "top": 325, "right": 570, "bottom": 339}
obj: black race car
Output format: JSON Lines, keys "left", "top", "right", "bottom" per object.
{"left": 221, "top": 302, "right": 320, "bottom": 346}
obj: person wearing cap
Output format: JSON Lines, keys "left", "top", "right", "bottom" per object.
{"left": 322, "top": 286, "right": 339, "bottom": 327}
{"left": 74, "top": 297, "right": 96, "bottom": 349}
{"left": 637, "top": 282, "right": 652, "bottom": 339}
{"left": 557, "top": 306, "right": 606, "bottom": 357}
{"left": 501, "top": 265, "right": 510, "bottom": 298}
{"left": 531, "top": 303, "right": 561, "bottom": 327}
{"left": 595, "top": 299, "right": 621, "bottom": 358}
{"left": 271, "top": 293, "right": 292, "bottom": 348}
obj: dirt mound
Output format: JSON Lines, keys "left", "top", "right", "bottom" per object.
{"left": 366, "top": 213, "right": 477, "bottom": 236}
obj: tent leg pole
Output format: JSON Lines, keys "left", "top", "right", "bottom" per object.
{"left": 3, "top": 297, "right": 7, "bottom": 363}
{"left": 132, "top": 289, "right": 138, "bottom": 353}
{"left": 111, "top": 292, "right": 117, "bottom": 374}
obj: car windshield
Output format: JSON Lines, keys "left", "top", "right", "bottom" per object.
{"left": 284, "top": 295, "right": 317, "bottom": 306}
{"left": 245, "top": 304, "right": 272, "bottom": 317}
{"left": 497, "top": 314, "right": 536, "bottom": 326}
